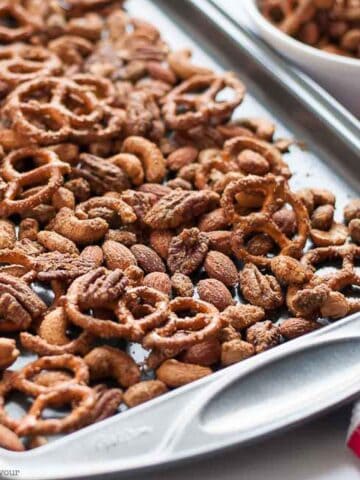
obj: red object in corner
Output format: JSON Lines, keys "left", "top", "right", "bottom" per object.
{"left": 348, "top": 428, "right": 360, "bottom": 458}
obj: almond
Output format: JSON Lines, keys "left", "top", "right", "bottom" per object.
{"left": 131, "top": 244, "right": 165, "bottom": 273}
{"left": 279, "top": 317, "right": 319, "bottom": 339}
{"left": 149, "top": 229, "right": 174, "bottom": 259}
{"left": 103, "top": 240, "right": 137, "bottom": 270}
{"left": 198, "top": 208, "right": 229, "bottom": 232}
{"left": 156, "top": 359, "right": 212, "bottom": 387}
{"left": 221, "top": 339, "right": 255, "bottom": 366}
{"left": 204, "top": 250, "right": 238, "bottom": 286}
{"left": 143, "top": 272, "right": 172, "bottom": 296}
{"left": 147, "top": 61, "right": 177, "bottom": 85}
{"left": 205, "top": 230, "right": 232, "bottom": 255}
{"left": 197, "top": 278, "right": 234, "bottom": 311}
{"left": 180, "top": 339, "right": 221, "bottom": 366}
{"left": 167, "top": 146, "right": 198, "bottom": 171}
{"left": 0, "top": 424, "right": 24, "bottom": 451}
{"left": 80, "top": 245, "right": 104, "bottom": 266}
{"left": 123, "top": 380, "right": 168, "bottom": 407}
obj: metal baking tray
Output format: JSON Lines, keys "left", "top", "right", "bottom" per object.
{"left": 1, "top": 0, "right": 360, "bottom": 478}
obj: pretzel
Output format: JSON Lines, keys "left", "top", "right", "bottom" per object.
{"left": 20, "top": 306, "right": 94, "bottom": 356}
{"left": 3, "top": 77, "right": 102, "bottom": 145}
{"left": 16, "top": 385, "right": 96, "bottom": 436}
{"left": 0, "top": 162, "right": 70, "bottom": 217}
{"left": 116, "top": 286, "right": 169, "bottom": 340}
{"left": 301, "top": 244, "right": 360, "bottom": 293}
{"left": 13, "top": 354, "right": 90, "bottom": 397}
{"left": 260, "top": 0, "right": 316, "bottom": 36}
{"left": 143, "top": 297, "right": 221, "bottom": 351}
{"left": 223, "top": 136, "right": 291, "bottom": 178}
{"left": 65, "top": 268, "right": 134, "bottom": 339}
{"left": 163, "top": 73, "right": 246, "bottom": 130}
{"left": 0, "top": 1, "right": 42, "bottom": 43}
{"left": 224, "top": 175, "right": 309, "bottom": 266}
{"left": 0, "top": 44, "right": 61, "bottom": 90}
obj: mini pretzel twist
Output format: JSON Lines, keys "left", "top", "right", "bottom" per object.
{"left": 116, "top": 286, "right": 169, "bottom": 340}
{"left": 0, "top": 44, "right": 61, "bottom": 89}
{"left": 3, "top": 77, "right": 103, "bottom": 145}
{"left": 163, "top": 73, "right": 246, "bottom": 130}
{"left": 223, "top": 174, "right": 309, "bottom": 266}
{"left": 143, "top": 297, "right": 221, "bottom": 352}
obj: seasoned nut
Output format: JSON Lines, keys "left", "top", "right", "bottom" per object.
{"left": 220, "top": 304, "right": 265, "bottom": 330}
{"left": 273, "top": 208, "right": 297, "bottom": 237}
{"left": 198, "top": 208, "right": 229, "bottom": 232}
{"left": 203, "top": 231, "right": 230, "bottom": 256}
{"left": 80, "top": 246, "right": 104, "bottom": 266}
{"left": 144, "top": 189, "right": 219, "bottom": 229}
{"left": 171, "top": 273, "right": 194, "bottom": 297}
{"left": 52, "top": 187, "right": 75, "bottom": 210}
{"left": 204, "top": 250, "right": 238, "bottom": 287}
{"left": 90, "top": 386, "right": 123, "bottom": 423}
{"left": 221, "top": 339, "right": 255, "bottom": 366}
{"left": 279, "top": 317, "right": 319, "bottom": 339}
{"left": 320, "top": 291, "right": 349, "bottom": 319}
{"left": 246, "top": 234, "right": 274, "bottom": 256}
{"left": 180, "top": 339, "right": 221, "bottom": 366}
{"left": 270, "top": 255, "right": 312, "bottom": 285}
{"left": 246, "top": 320, "right": 281, "bottom": 353}
{"left": 167, "top": 146, "right": 198, "bottom": 171}
{"left": 239, "top": 263, "right": 284, "bottom": 310}
{"left": 103, "top": 240, "right": 137, "bottom": 270}
{"left": 344, "top": 199, "right": 360, "bottom": 224}
{"left": 0, "top": 220, "right": 16, "bottom": 249}
{"left": 311, "top": 188, "right": 336, "bottom": 207}
{"left": 311, "top": 205, "right": 334, "bottom": 230}
{"left": 143, "top": 272, "right": 172, "bottom": 296}
{"left": 0, "top": 338, "right": 19, "bottom": 369}
{"left": 130, "top": 244, "right": 165, "bottom": 273}
{"left": 84, "top": 346, "right": 140, "bottom": 388}
{"left": 37, "top": 231, "right": 79, "bottom": 255}
{"left": 18, "top": 218, "right": 39, "bottom": 241}
{"left": 288, "top": 283, "right": 331, "bottom": 318}
{"left": 219, "top": 324, "right": 241, "bottom": 342}
{"left": 156, "top": 359, "right": 212, "bottom": 387}
{"left": 149, "top": 229, "right": 173, "bottom": 259}
{"left": 167, "top": 228, "right": 209, "bottom": 275}
{"left": 237, "top": 149, "right": 269, "bottom": 176}
{"left": 349, "top": 219, "right": 360, "bottom": 244}
{"left": 123, "top": 380, "right": 168, "bottom": 407}
{"left": 0, "top": 424, "right": 24, "bottom": 452}
{"left": 197, "top": 278, "right": 234, "bottom": 311}
{"left": 310, "top": 222, "right": 348, "bottom": 246}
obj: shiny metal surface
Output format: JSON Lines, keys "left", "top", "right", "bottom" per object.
{"left": 0, "top": 1, "right": 359, "bottom": 478}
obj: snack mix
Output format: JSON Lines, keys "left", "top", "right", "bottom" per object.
{"left": 0, "top": 0, "right": 359, "bottom": 452}
{"left": 259, "top": 0, "right": 360, "bottom": 58}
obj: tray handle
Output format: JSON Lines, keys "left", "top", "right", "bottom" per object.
{"left": 2, "top": 322, "right": 360, "bottom": 480}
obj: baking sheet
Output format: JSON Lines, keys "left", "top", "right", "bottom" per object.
{"left": 1, "top": 0, "right": 360, "bottom": 478}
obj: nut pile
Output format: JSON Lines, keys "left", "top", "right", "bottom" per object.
{"left": 259, "top": 0, "right": 360, "bottom": 58}
{"left": 0, "top": 0, "right": 359, "bottom": 452}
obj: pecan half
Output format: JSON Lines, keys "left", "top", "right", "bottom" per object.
{"left": 239, "top": 263, "right": 284, "bottom": 310}
{"left": 246, "top": 320, "right": 281, "bottom": 353}
{"left": 167, "top": 228, "right": 209, "bottom": 275}
{"left": 144, "top": 189, "right": 219, "bottom": 229}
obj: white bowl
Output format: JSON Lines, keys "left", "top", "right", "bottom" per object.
{"left": 246, "top": 0, "right": 360, "bottom": 117}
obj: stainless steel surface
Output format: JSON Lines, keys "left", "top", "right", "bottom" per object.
{"left": 1, "top": 0, "right": 359, "bottom": 478}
